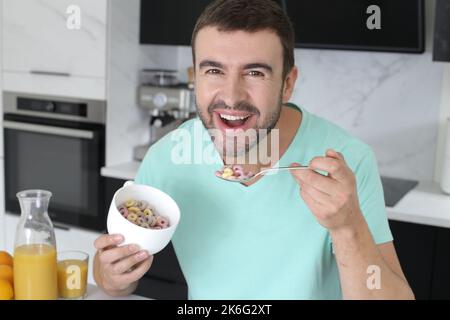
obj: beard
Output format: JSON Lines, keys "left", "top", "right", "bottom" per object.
{"left": 197, "top": 89, "right": 283, "bottom": 158}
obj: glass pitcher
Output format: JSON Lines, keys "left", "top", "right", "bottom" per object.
{"left": 13, "top": 190, "right": 58, "bottom": 300}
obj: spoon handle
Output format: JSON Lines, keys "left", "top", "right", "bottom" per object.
{"left": 260, "top": 165, "right": 309, "bottom": 174}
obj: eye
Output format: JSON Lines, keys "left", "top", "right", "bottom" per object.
{"left": 205, "top": 69, "right": 223, "bottom": 75}
{"left": 247, "top": 70, "right": 264, "bottom": 77}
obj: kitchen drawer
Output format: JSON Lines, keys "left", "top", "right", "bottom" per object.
{"left": 2, "top": 71, "right": 106, "bottom": 100}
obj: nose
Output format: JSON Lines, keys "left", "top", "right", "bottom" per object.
{"left": 218, "top": 74, "right": 248, "bottom": 108}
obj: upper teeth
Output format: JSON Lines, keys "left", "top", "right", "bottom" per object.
{"left": 219, "top": 114, "right": 250, "bottom": 121}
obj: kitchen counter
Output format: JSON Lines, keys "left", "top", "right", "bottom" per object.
{"left": 86, "top": 284, "right": 150, "bottom": 300}
{"left": 101, "top": 161, "right": 141, "bottom": 181}
{"left": 101, "top": 161, "right": 450, "bottom": 229}
{"left": 386, "top": 180, "right": 450, "bottom": 228}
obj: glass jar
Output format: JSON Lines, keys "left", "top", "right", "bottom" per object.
{"left": 13, "top": 190, "right": 58, "bottom": 300}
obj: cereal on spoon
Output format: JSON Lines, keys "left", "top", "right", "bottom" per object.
{"left": 215, "top": 165, "right": 254, "bottom": 181}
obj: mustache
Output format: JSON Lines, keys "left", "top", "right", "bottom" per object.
{"left": 207, "top": 100, "right": 260, "bottom": 116}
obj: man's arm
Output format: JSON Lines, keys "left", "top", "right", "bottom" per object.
{"left": 291, "top": 149, "right": 414, "bottom": 299}
{"left": 330, "top": 214, "right": 414, "bottom": 299}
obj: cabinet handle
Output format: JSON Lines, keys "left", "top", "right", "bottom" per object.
{"left": 30, "top": 70, "right": 71, "bottom": 77}
{"left": 3, "top": 120, "right": 95, "bottom": 139}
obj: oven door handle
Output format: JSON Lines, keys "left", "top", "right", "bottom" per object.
{"left": 3, "top": 120, "right": 95, "bottom": 139}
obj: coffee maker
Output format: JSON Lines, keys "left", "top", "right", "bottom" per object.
{"left": 133, "top": 69, "right": 197, "bottom": 161}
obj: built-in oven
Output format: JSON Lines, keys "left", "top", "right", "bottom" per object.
{"left": 3, "top": 92, "right": 106, "bottom": 231}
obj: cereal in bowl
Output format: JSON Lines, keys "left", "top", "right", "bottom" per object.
{"left": 118, "top": 199, "right": 170, "bottom": 229}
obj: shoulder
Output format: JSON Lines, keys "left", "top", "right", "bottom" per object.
{"left": 135, "top": 118, "right": 201, "bottom": 184}
{"left": 300, "top": 106, "right": 375, "bottom": 171}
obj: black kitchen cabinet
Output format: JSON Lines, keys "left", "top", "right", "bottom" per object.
{"left": 431, "top": 227, "right": 450, "bottom": 299}
{"left": 104, "top": 177, "right": 188, "bottom": 300}
{"left": 140, "top": 0, "right": 424, "bottom": 53}
{"left": 388, "top": 220, "right": 437, "bottom": 299}
{"left": 135, "top": 242, "right": 188, "bottom": 300}
{"left": 389, "top": 220, "right": 450, "bottom": 300}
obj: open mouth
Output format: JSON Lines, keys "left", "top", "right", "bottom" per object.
{"left": 213, "top": 111, "right": 257, "bottom": 132}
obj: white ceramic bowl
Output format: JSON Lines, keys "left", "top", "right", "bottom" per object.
{"left": 106, "top": 181, "right": 180, "bottom": 255}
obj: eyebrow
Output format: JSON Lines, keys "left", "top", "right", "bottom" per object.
{"left": 243, "top": 63, "right": 273, "bottom": 74}
{"left": 198, "top": 60, "right": 273, "bottom": 74}
{"left": 199, "top": 60, "right": 224, "bottom": 69}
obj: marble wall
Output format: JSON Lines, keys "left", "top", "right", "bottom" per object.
{"left": 108, "top": 0, "right": 446, "bottom": 182}
{"left": 107, "top": 0, "right": 177, "bottom": 167}
{"left": 178, "top": 49, "right": 444, "bottom": 182}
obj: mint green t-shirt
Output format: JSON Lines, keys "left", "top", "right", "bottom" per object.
{"left": 135, "top": 104, "right": 393, "bottom": 299}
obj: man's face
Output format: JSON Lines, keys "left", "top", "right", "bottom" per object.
{"left": 194, "top": 27, "right": 286, "bottom": 158}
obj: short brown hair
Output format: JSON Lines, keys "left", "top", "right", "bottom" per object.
{"left": 191, "top": 0, "right": 295, "bottom": 78}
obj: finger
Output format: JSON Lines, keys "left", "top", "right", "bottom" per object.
{"left": 326, "top": 149, "right": 345, "bottom": 161}
{"left": 94, "top": 234, "right": 124, "bottom": 250}
{"left": 309, "top": 156, "right": 348, "bottom": 181}
{"left": 299, "top": 181, "right": 332, "bottom": 205}
{"left": 291, "top": 167, "right": 338, "bottom": 195}
{"left": 111, "top": 250, "right": 150, "bottom": 275}
{"left": 300, "top": 185, "right": 324, "bottom": 212}
{"left": 121, "top": 256, "right": 154, "bottom": 284}
{"left": 99, "top": 244, "right": 141, "bottom": 264}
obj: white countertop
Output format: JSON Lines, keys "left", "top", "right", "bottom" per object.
{"left": 386, "top": 180, "right": 450, "bottom": 228}
{"left": 101, "top": 161, "right": 141, "bottom": 181}
{"left": 101, "top": 161, "right": 450, "bottom": 229}
{"left": 86, "top": 284, "right": 150, "bottom": 300}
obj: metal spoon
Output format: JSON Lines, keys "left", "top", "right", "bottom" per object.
{"left": 217, "top": 165, "right": 310, "bottom": 183}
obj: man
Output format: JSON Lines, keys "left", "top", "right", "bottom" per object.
{"left": 94, "top": 0, "right": 414, "bottom": 299}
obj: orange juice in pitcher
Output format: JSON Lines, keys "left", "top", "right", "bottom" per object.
{"left": 14, "top": 244, "right": 57, "bottom": 300}
{"left": 13, "top": 190, "right": 58, "bottom": 300}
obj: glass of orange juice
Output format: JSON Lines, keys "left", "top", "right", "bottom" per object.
{"left": 57, "top": 251, "right": 89, "bottom": 300}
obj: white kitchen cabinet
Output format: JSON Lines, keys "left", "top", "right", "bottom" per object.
{"left": 0, "top": 0, "right": 4, "bottom": 250}
{"left": 1, "top": 72, "right": 106, "bottom": 100}
{"left": 3, "top": 213, "right": 17, "bottom": 254}
{"left": 0, "top": 160, "right": 4, "bottom": 251}
{"left": 4, "top": 213, "right": 101, "bottom": 284}
{"left": 2, "top": 0, "right": 107, "bottom": 99}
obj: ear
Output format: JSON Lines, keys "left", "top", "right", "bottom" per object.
{"left": 281, "top": 66, "right": 298, "bottom": 103}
